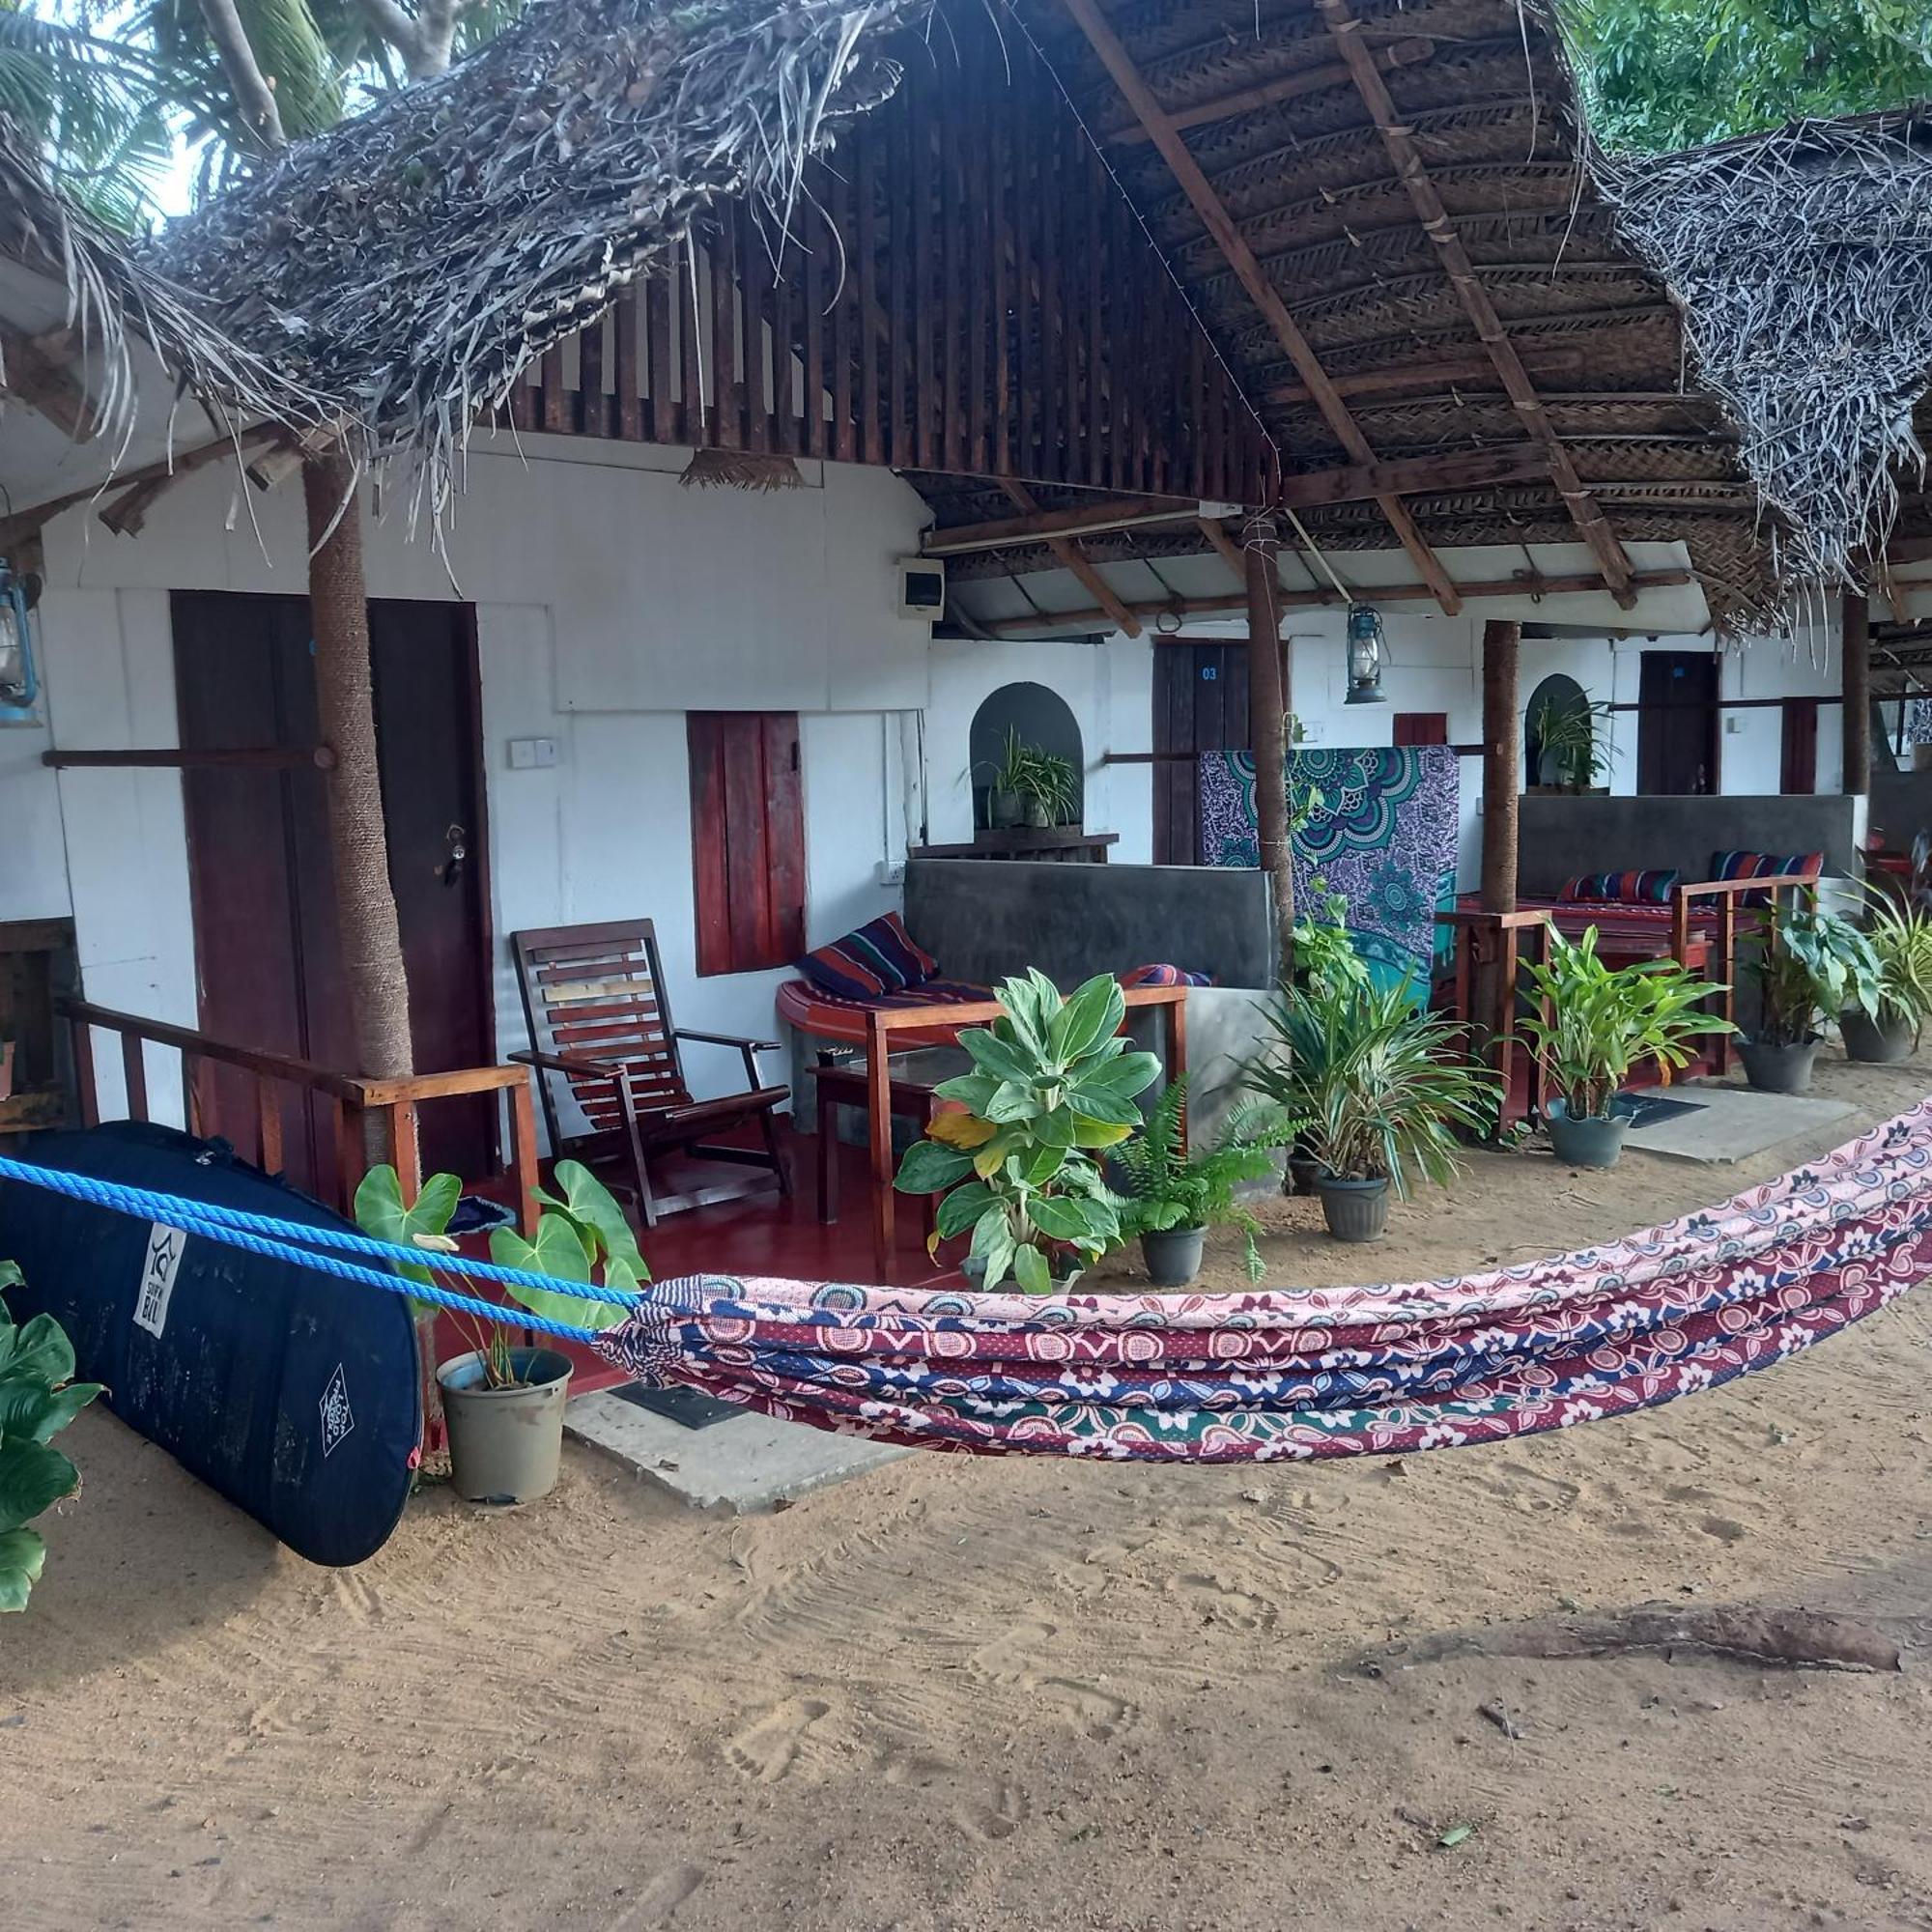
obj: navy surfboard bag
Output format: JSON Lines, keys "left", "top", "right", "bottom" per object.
{"left": 0, "top": 1122, "right": 419, "bottom": 1567}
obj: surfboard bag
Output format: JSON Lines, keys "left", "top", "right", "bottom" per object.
{"left": 0, "top": 1122, "right": 419, "bottom": 1567}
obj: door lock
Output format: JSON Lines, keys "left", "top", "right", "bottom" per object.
{"left": 440, "top": 822, "right": 468, "bottom": 887}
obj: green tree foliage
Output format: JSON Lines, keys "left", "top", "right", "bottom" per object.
{"left": 1569, "top": 0, "right": 1932, "bottom": 153}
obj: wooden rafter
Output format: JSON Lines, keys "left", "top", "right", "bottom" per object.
{"left": 1269, "top": 348, "right": 1587, "bottom": 408}
{"left": 999, "top": 481, "right": 1144, "bottom": 637}
{"left": 1056, "top": 0, "right": 1463, "bottom": 615}
{"left": 1317, "top": 0, "right": 1640, "bottom": 610}
{"left": 0, "top": 328, "right": 96, "bottom": 442}
{"left": 923, "top": 493, "right": 1195, "bottom": 554}
{"left": 980, "top": 566, "right": 1693, "bottom": 637}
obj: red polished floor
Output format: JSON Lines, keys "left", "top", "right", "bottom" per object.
{"left": 435, "top": 1125, "right": 953, "bottom": 1397}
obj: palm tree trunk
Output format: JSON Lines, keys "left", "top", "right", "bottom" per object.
{"left": 303, "top": 448, "right": 413, "bottom": 1084}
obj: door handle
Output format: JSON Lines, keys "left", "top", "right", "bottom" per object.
{"left": 440, "top": 821, "right": 468, "bottom": 888}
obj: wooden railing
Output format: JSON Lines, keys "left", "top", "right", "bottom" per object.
{"left": 59, "top": 999, "right": 539, "bottom": 1235}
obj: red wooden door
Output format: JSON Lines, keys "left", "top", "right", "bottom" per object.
{"left": 1394, "top": 712, "right": 1448, "bottom": 747}
{"left": 1780, "top": 698, "right": 1820, "bottom": 794}
{"left": 173, "top": 592, "right": 495, "bottom": 1197}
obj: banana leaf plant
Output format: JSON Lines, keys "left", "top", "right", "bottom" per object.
{"left": 895, "top": 970, "right": 1161, "bottom": 1292}
{"left": 0, "top": 1260, "right": 101, "bottom": 1611}
{"left": 1520, "top": 926, "right": 1736, "bottom": 1122}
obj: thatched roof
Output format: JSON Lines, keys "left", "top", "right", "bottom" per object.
{"left": 1597, "top": 109, "right": 1932, "bottom": 602}
{"left": 0, "top": 112, "right": 326, "bottom": 461}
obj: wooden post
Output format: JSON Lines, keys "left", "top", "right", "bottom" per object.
{"left": 1245, "top": 512, "right": 1295, "bottom": 979}
{"left": 1842, "top": 589, "right": 1871, "bottom": 796}
{"left": 1480, "top": 618, "right": 1521, "bottom": 914}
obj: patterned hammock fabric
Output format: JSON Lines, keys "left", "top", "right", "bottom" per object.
{"left": 595, "top": 1102, "right": 1932, "bottom": 1463}
{"left": 1197, "top": 747, "right": 1459, "bottom": 993}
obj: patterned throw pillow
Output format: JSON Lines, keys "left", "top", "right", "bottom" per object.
{"left": 1708, "top": 849, "right": 1824, "bottom": 884}
{"left": 795, "top": 913, "right": 939, "bottom": 1001}
{"left": 1121, "top": 963, "right": 1213, "bottom": 988}
{"left": 1557, "top": 868, "right": 1680, "bottom": 905}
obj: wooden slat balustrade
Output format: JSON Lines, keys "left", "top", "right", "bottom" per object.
{"left": 58, "top": 998, "right": 539, "bottom": 1235}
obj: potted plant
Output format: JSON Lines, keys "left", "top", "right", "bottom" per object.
{"left": 1017, "top": 747, "right": 1080, "bottom": 830}
{"left": 980, "top": 726, "right": 1031, "bottom": 830}
{"left": 895, "top": 969, "right": 1159, "bottom": 1291}
{"left": 1520, "top": 927, "right": 1735, "bottom": 1168}
{"left": 1239, "top": 980, "right": 1499, "bottom": 1242}
{"left": 1526, "top": 696, "right": 1615, "bottom": 794}
{"left": 1112, "top": 1078, "right": 1298, "bottom": 1285}
{"left": 1741, "top": 902, "right": 1882, "bottom": 1094}
{"left": 355, "top": 1160, "right": 643, "bottom": 1505}
{"left": 1843, "top": 890, "right": 1932, "bottom": 1063}
{"left": 0, "top": 1260, "right": 101, "bottom": 1611}
{"left": 1279, "top": 894, "right": 1370, "bottom": 1193}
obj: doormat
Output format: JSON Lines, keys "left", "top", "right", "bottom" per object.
{"left": 607, "top": 1381, "right": 745, "bottom": 1431}
{"left": 1619, "top": 1094, "right": 1707, "bottom": 1130}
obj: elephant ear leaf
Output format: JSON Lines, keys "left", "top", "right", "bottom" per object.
{"left": 538, "top": 1161, "right": 648, "bottom": 1280}
{"left": 0, "top": 1527, "right": 46, "bottom": 1614}
{"left": 0, "top": 1440, "right": 77, "bottom": 1537}
{"left": 353, "top": 1166, "right": 462, "bottom": 1295}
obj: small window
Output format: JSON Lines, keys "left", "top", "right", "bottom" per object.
{"left": 687, "top": 712, "right": 806, "bottom": 976}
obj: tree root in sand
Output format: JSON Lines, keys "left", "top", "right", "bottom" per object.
{"left": 1367, "top": 1603, "right": 1905, "bottom": 1675}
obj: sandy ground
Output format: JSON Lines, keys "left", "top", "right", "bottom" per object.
{"left": 8, "top": 1052, "right": 1932, "bottom": 1932}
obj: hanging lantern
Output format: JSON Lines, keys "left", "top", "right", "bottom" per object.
{"left": 0, "top": 558, "right": 40, "bottom": 722}
{"left": 1344, "top": 602, "right": 1387, "bottom": 705}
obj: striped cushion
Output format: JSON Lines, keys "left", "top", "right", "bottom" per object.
{"left": 795, "top": 913, "right": 938, "bottom": 1001}
{"left": 1709, "top": 849, "right": 1824, "bottom": 884}
{"left": 1558, "top": 868, "right": 1680, "bottom": 906}
{"left": 1121, "top": 962, "right": 1213, "bottom": 988}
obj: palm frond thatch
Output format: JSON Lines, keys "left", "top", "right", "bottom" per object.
{"left": 1595, "top": 112, "right": 1932, "bottom": 598}
{"left": 138, "top": 0, "right": 929, "bottom": 511}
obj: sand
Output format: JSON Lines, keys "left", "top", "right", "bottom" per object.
{"left": 7, "top": 1051, "right": 1932, "bottom": 1932}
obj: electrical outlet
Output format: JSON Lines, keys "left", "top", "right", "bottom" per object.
{"left": 876, "top": 859, "right": 906, "bottom": 888}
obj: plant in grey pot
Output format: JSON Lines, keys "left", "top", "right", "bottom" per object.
{"left": 895, "top": 969, "right": 1159, "bottom": 1292}
{"left": 1843, "top": 889, "right": 1932, "bottom": 1064}
{"left": 355, "top": 1161, "right": 643, "bottom": 1505}
{"left": 1112, "top": 1078, "right": 1298, "bottom": 1286}
{"left": 1520, "top": 927, "right": 1735, "bottom": 1168}
{"left": 978, "top": 726, "right": 1031, "bottom": 830}
{"left": 1016, "top": 746, "right": 1080, "bottom": 830}
{"left": 1742, "top": 902, "right": 1882, "bottom": 1095}
{"left": 1238, "top": 980, "right": 1499, "bottom": 1242}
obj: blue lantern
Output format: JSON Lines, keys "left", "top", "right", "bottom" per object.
{"left": 1344, "top": 603, "right": 1387, "bottom": 705}
{"left": 0, "top": 557, "right": 40, "bottom": 723}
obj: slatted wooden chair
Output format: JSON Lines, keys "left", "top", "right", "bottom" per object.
{"left": 510, "top": 919, "right": 790, "bottom": 1226}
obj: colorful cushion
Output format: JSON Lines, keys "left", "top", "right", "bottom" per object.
{"left": 1708, "top": 849, "right": 1824, "bottom": 884}
{"left": 1120, "top": 963, "right": 1213, "bottom": 988}
{"left": 1558, "top": 868, "right": 1680, "bottom": 906}
{"left": 795, "top": 913, "right": 938, "bottom": 1002}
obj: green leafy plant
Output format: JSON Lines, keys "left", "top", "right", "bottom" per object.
{"left": 1238, "top": 980, "right": 1500, "bottom": 1195}
{"left": 1520, "top": 926, "right": 1736, "bottom": 1121}
{"left": 0, "top": 1259, "right": 102, "bottom": 1611}
{"left": 1017, "top": 747, "right": 1080, "bottom": 827}
{"left": 1112, "top": 1078, "right": 1298, "bottom": 1280}
{"left": 1293, "top": 898, "right": 1371, "bottom": 1004}
{"left": 1857, "top": 888, "right": 1932, "bottom": 1037}
{"left": 354, "top": 1160, "right": 644, "bottom": 1387}
{"left": 895, "top": 970, "right": 1160, "bottom": 1292}
{"left": 1528, "top": 695, "right": 1616, "bottom": 791}
{"left": 1751, "top": 902, "right": 1883, "bottom": 1048}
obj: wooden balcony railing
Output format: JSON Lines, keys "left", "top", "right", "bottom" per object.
{"left": 59, "top": 999, "right": 539, "bottom": 1234}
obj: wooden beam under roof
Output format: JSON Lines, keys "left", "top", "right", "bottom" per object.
{"left": 979, "top": 566, "right": 1695, "bottom": 637}
{"left": 999, "top": 481, "right": 1144, "bottom": 637}
{"left": 923, "top": 493, "right": 1198, "bottom": 554}
{"left": 1055, "top": 0, "right": 1463, "bottom": 617}
{"left": 1317, "top": 0, "right": 1640, "bottom": 611}
{"left": 0, "top": 328, "right": 97, "bottom": 442}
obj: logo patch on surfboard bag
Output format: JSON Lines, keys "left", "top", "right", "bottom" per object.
{"left": 0, "top": 1122, "right": 420, "bottom": 1567}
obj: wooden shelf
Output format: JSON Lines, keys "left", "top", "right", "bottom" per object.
{"left": 909, "top": 830, "right": 1120, "bottom": 863}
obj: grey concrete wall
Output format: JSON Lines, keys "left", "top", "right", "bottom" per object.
{"left": 905, "top": 859, "right": 1277, "bottom": 991}
{"left": 1516, "top": 794, "right": 1858, "bottom": 896}
{"left": 1871, "top": 768, "right": 1932, "bottom": 849}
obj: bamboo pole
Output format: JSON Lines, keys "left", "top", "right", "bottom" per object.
{"left": 1842, "top": 589, "right": 1872, "bottom": 796}
{"left": 1480, "top": 619, "right": 1522, "bottom": 915}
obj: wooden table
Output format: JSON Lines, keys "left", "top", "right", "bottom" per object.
{"left": 813, "top": 1057, "right": 943, "bottom": 1232}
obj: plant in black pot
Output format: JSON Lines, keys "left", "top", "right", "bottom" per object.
{"left": 1742, "top": 902, "right": 1882, "bottom": 1095}
{"left": 355, "top": 1161, "right": 643, "bottom": 1505}
{"left": 1843, "top": 889, "right": 1932, "bottom": 1064}
{"left": 895, "top": 970, "right": 1159, "bottom": 1291}
{"left": 1111, "top": 1078, "right": 1298, "bottom": 1286}
{"left": 1520, "top": 927, "right": 1735, "bottom": 1169}
{"left": 1239, "top": 980, "right": 1499, "bottom": 1242}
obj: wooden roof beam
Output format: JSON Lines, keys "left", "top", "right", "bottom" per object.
{"left": 1269, "top": 349, "right": 1587, "bottom": 408}
{"left": 0, "top": 328, "right": 97, "bottom": 443}
{"left": 923, "top": 493, "right": 1201, "bottom": 555}
{"left": 1055, "top": 0, "right": 1463, "bottom": 616}
{"left": 1318, "top": 0, "right": 1640, "bottom": 610}
{"left": 999, "top": 481, "right": 1144, "bottom": 637}
{"left": 1110, "top": 36, "right": 1435, "bottom": 144}
{"left": 980, "top": 566, "right": 1693, "bottom": 637}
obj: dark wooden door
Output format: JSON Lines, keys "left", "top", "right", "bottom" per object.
{"left": 173, "top": 592, "right": 494, "bottom": 1197}
{"left": 1636, "top": 651, "right": 1719, "bottom": 795}
{"left": 1780, "top": 697, "right": 1820, "bottom": 794}
{"left": 1152, "top": 642, "right": 1250, "bottom": 865}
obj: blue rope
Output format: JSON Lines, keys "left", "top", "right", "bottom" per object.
{"left": 0, "top": 1153, "right": 629, "bottom": 1345}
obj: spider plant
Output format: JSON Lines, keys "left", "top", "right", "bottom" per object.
{"left": 1528, "top": 695, "right": 1616, "bottom": 791}
{"left": 1520, "top": 926, "right": 1735, "bottom": 1122}
{"left": 1856, "top": 887, "right": 1932, "bottom": 1037}
{"left": 1237, "top": 980, "right": 1499, "bottom": 1195}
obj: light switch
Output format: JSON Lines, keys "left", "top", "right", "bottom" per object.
{"left": 508, "top": 736, "right": 558, "bottom": 769}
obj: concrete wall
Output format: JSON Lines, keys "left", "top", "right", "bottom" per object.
{"left": 1870, "top": 767, "right": 1932, "bottom": 851}
{"left": 904, "top": 858, "right": 1274, "bottom": 990}
{"left": 1516, "top": 792, "right": 1859, "bottom": 897}
{"left": 11, "top": 435, "right": 1155, "bottom": 1114}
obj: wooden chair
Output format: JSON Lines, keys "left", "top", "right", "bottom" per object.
{"left": 510, "top": 920, "right": 790, "bottom": 1226}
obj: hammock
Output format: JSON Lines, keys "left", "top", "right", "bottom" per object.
{"left": 594, "top": 1100, "right": 1932, "bottom": 1463}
